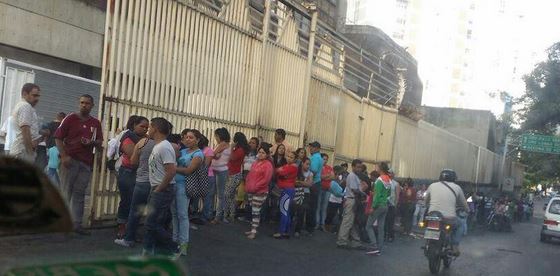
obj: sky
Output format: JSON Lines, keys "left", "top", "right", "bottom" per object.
{"left": 347, "top": 0, "right": 560, "bottom": 116}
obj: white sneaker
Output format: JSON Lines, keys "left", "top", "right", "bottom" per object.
{"left": 114, "top": 238, "right": 134, "bottom": 247}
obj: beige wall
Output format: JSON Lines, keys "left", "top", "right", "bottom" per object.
{"left": 0, "top": 0, "right": 105, "bottom": 67}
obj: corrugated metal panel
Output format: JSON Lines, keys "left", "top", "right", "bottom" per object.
{"left": 91, "top": 0, "right": 514, "bottom": 225}
{"left": 33, "top": 70, "right": 101, "bottom": 123}
{"left": 306, "top": 78, "right": 339, "bottom": 149}
{"left": 335, "top": 92, "right": 361, "bottom": 158}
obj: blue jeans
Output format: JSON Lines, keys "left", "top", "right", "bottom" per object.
{"left": 47, "top": 168, "right": 60, "bottom": 187}
{"left": 202, "top": 175, "right": 217, "bottom": 221}
{"left": 451, "top": 218, "right": 464, "bottom": 246}
{"left": 144, "top": 185, "right": 178, "bottom": 256}
{"left": 171, "top": 182, "right": 191, "bottom": 244}
{"left": 117, "top": 167, "right": 137, "bottom": 224}
{"left": 316, "top": 189, "right": 330, "bottom": 226}
{"left": 214, "top": 170, "right": 228, "bottom": 220}
{"left": 366, "top": 206, "right": 388, "bottom": 249}
{"left": 124, "top": 181, "right": 151, "bottom": 242}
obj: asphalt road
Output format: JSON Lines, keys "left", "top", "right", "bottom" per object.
{"left": 1, "top": 198, "right": 558, "bottom": 276}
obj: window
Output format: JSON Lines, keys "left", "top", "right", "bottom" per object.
{"left": 549, "top": 200, "right": 560, "bottom": 215}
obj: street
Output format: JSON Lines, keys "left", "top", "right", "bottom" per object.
{"left": 1, "top": 198, "right": 558, "bottom": 276}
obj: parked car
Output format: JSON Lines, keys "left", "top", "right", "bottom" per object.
{"left": 541, "top": 196, "right": 560, "bottom": 242}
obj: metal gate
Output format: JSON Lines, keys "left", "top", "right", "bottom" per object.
{"left": 91, "top": 0, "right": 407, "bottom": 226}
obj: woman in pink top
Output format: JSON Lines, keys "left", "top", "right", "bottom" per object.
{"left": 244, "top": 143, "right": 274, "bottom": 239}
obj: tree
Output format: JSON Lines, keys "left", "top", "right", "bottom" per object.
{"left": 516, "top": 42, "right": 560, "bottom": 187}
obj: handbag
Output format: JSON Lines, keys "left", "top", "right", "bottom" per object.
{"left": 440, "top": 181, "right": 467, "bottom": 218}
{"left": 184, "top": 150, "right": 210, "bottom": 199}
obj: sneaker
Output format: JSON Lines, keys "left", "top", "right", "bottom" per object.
{"left": 114, "top": 238, "right": 134, "bottom": 247}
{"left": 222, "top": 218, "right": 231, "bottom": 224}
{"left": 314, "top": 225, "right": 320, "bottom": 230}
{"left": 247, "top": 232, "right": 256, "bottom": 239}
{"left": 190, "top": 225, "right": 199, "bottom": 230}
{"left": 273, "top": 233, "right": 283, "bottom": 239}
{"left": 178, "top": 243, "right": 189, "bottom": 256}
{"left": 366, "top": 249, "right": 381, "bottom": 256}
{"left": 294, "top": 232, "right": 301, "bottom": 238}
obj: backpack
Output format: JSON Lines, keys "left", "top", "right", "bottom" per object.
{"left": 106, "top": 130, "right": 128, "bottom": 172}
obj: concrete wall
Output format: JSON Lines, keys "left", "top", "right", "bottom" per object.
{"left": 0, "top": 0, "right": 105, "bottom": 68}
{"left": 422, "top": 106, "right": 496, "bottom": 150}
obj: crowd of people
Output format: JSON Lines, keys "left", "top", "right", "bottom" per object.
{"left": 2, "top": 83, "right": 534, "bottom": 261}
{"left": 104, "top": 117, "right": 439, "bottom": 258}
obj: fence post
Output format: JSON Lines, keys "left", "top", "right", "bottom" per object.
{"left": 298, "top": 3, "right": 318, "bottom": 147}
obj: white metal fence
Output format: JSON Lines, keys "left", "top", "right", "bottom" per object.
{"left": 89, "top": 0, "right": 520, "bottom": 225}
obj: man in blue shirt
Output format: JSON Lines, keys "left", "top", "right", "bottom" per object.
{"left": 306, "top": 141, "right": 324, "bottom": 234}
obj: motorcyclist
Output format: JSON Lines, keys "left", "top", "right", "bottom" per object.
{"left": 424, "top": 169, "right": 469, "bottom": 256}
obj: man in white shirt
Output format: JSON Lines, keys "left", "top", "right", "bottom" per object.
{"left": 11, "top": 83, "right": 41, "bottom": 162}
{"left": 425, "top": 169, "right": 469, "bottom": 256}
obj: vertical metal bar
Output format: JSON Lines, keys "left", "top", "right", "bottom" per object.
{"left": 90, "top": 0, "right": 116, "bottom": 226}
{"left": 255, "top": 0, "right": 271, "bottom": 137}
{"left": 168, "top": 1, "right": 180, "bottom": 110}
{"left": 186, "top": 11, "right": 200, "bottom": 114}
{"left": 175, "top": 4, "right": 186, "bottom": 112}
{"left": 207, "top": 19, "right": 219, "bottom": 119}
{"left": 148, "top": 0, "right": 163, "bottom": 106}
{"left": 131, "top": 0, "right": 146, "bottom": 103}
{"left": 121, "top": 0, "right": 136, "bottom": 101}
{"left": 298, "top": 4, "right": 318, "bottom": 146}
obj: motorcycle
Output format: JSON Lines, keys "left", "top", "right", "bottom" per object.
{"left": 486, "top": 210, "right": 512, "bottom": 232}
{"left": 419, "top": 211, "right": 456, "bottom": 274}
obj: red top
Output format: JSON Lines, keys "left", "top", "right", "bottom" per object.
{"left": 276, "top": 163, "right": 298, "bottom": 189}
{"left": 321, "top": 165, "right": 334, "bottom": 190}
{"left": 54, "top": 113, "right": 102, "bottom": 167}
{"left": 120, "top": 137, "right": 135, "bottom": 168}
{"left": 227, "top": 147, "right": 246, "bottom": 175}
{"left": 245, "top": 159, "right": 274, "bottom": 194}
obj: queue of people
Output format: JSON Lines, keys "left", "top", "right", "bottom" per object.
{"left": 5, "top": 83, "right": 505, "bottom": 260}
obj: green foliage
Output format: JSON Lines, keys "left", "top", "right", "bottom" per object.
{"left": 517, "top": 42, "right": 560, "bottom": 186}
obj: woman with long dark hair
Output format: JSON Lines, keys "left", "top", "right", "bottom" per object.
{"left": 272, "top": 143, "right": 287, "bottom": 168}
{"left": 115, "top": 115, "right": 149, "bottom": 239}
{"left": 244, "top": 143, "right": 274, "bottom": 239}
{"left": 295, "top": 147, "right": 306, "bottom": 166}
{"left": 172, "top": 129, "right": 204, "bottom": 257}
{"left": 210, "top": 127, "right": 231, "bottom": 224}
{"left": 224, "top": 132, "right": 249, "bottom": 221}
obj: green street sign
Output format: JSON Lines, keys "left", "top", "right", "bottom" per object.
{"left": 5, "top": 257, "right": 187, "bottom": 276}
{"left": 521, "top": 133, "right": 560, "bottom": 154}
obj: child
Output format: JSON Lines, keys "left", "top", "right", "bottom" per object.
{"left": 325, "top": 166, "right": 346, "bottom": 233}
{"left": 46, "top": 146, "right": 60, "bottom": 186}
{"left": 293, "top": 157, "right": 313, "bottom": 237}
{"left": 273, "top": 151, "right": 298, "bottom": 239}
